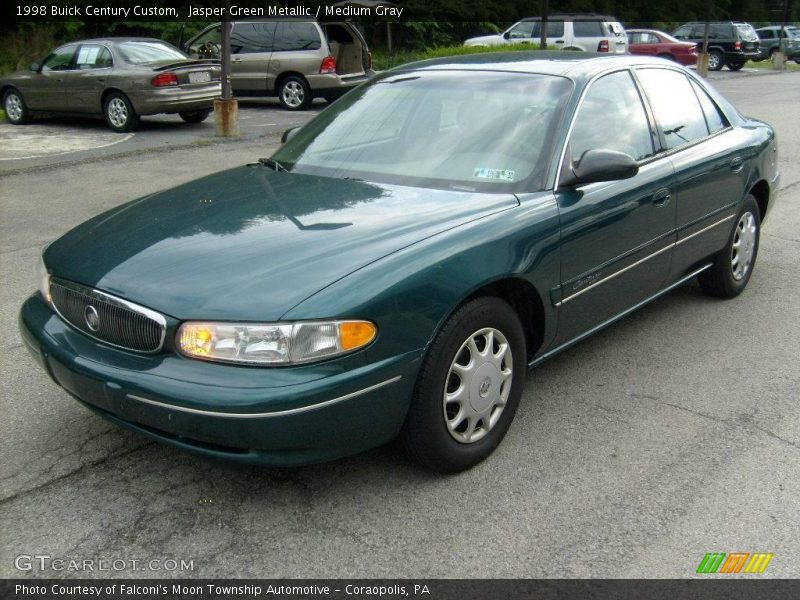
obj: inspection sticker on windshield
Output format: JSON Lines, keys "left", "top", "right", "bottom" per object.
{"left": 472, "top": 167, "right": 515, "bottom": 181}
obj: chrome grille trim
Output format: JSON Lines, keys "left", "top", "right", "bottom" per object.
{"left": 49, "top": 278, "right": 166, "bottom": 353}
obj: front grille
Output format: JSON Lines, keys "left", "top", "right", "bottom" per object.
{"left": 49, "top": 278, "right": 166, "bottom": 353}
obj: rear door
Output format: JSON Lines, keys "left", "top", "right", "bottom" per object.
{"left": 24, "top": 43, "right": 78, "bottom": 110}
{"left": 230, "top": 21, "right": 275, "bottom": 92}
{"left": 268, "top": 22, "right": 323, "bottom": 92}
{"left": 63, "top": 44, "right": 113, "bottom": 113}
{"left": 635, "top": 68, "right": 747, "bottom": 278}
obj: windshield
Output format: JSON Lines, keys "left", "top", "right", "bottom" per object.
{"left": 273, "top": 71, "right": 573, "bottom": 192}
{"left": 116, "top": 41, "right": 188, "bottom": 65}
{"left": 787, "top": 27, "right": 800, "bottom": 39}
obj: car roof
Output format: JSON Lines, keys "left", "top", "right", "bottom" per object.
{"left": 74, "top": 37, "right": 167, "bottom": 44}
{"left": 392, "top": 52, "right": 686, "bottom": 80}
{"left": 519, "top": 13, "right": 620, "bottom": 22}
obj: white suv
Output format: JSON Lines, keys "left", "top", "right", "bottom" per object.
{"left": 465, "top": 14, "right": 628, "bottom": 54}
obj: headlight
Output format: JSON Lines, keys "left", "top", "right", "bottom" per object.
{"left": 176, "top": 320, "right": 376, "bottom": 365}
{"left": 38, "top": 255, "right": 51, "bottom": 306}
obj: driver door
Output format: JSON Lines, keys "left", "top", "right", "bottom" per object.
{"left": 24, "top": 43, "right": 78, "bottom": 111}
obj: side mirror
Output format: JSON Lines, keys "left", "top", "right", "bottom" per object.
{"left": 503, "top": 31, "right": 511, "bottom": 40}
{"left": 29, "top": 62, "right": 40, "bottom": 72}
{"left": 560, "top": 149, "right": 639, "bottom": 188}
{"left": 281, "top": 126, "right": 301, "bottom": 144}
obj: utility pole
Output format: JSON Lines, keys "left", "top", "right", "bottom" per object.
{"left": 214, "top": 0, "right": 239, "bottom": 136}
{"left": 539, "top": 0, "right": 549, "bottom": 50}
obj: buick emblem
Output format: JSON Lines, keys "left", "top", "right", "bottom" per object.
{"left": 84, "top": 305, "right": 100, "bottom": 332}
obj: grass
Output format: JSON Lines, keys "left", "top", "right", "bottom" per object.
{"left": 372, "top": 44, "right": 561, "bottom": 70}
{"left": 745, "top": 59, "right": 800, "bottom": 71}
{"left": 0, "top": 109, "right": 4, "bottom": 121}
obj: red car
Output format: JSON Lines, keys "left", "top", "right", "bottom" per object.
{"left": 627, "top": 29, "right": 698, "bottom": 66}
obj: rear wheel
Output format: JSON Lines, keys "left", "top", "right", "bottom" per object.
{"left": 400, "top": 297, "right": 526, "bottom": 473}
{"left": 277, "top": 75, "right": 311, "bottom": 111}
{"left": 103, "top": 92, "right": 139, "bottom": 132}
{"left": 708, "top": 50, "right": 724, "bottom": 71}
{"left": 3, "top": 88, "right": 30, "bottom": 124}
{"left": 699, "top": 195, "right": 760, "bottom": 299}
{"left": 179, "top": 109, "right": 211, "bottom": 123}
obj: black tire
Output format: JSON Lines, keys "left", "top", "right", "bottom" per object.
{"left": 277, "top": 75, "right": 311, "bottom": 111}
{"left": 728, "top": 61, "right": 745, "bottom": 71}
{"left": 708, "top": 50, "right": 724, "bottom": 71}
{"left": 698, "top": 195, "right": 761, "bottom": 299}
{"left": 179, "top": 109, "right": 211, "bottom": 124}
{"left": 3, "top": 88, "right": 30, "bottom": 124}
{"left": 103, "top": 92, "right": 139, "bottom": 132}
{"left": 399, "top": 297, "right": 527, "bottom": 473}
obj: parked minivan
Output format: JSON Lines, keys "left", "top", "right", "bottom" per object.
{"left": 464, "top": 14, "right": 628, "bottom": 54}
{"left": 184, "top": 19, "right": 374, "bottom": 110}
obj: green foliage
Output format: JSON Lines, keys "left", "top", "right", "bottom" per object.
{"left": 372, "top": 44, "right": 562, "bottom": 70}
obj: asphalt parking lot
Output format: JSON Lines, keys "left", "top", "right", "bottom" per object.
{"left": 1, "top": 70, "right": 799, "bottom": 579}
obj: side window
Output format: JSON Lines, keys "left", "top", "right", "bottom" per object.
{"left": 690, "top": 80, "right": 728, "bottom": 133}
{"left": 637, "top": 69, "right": 710, "bottom": 150}
{"left": 646, "top": 33, "right": 660, "bottom": 44}
{"left": 189, "top": 27, "right": 221, "bottom": 58}
{"left": 532, "top": 21, "right": 565, "bottom": 38}
{"left": 42, "top": 44, "right": 77, "bottom": 71}
{"left": 272, "top": 22, "right": 322, "bottom": 51}
{"left": 75, "top": 45, "right": 112, "bottom": 69}
{"left": 507, "top": 21, "right": 535, "bottom": 39}
{"left": 230, "top": 22, "right": 275, "bottom": 54}
{"left": 573, "top": 21, "right": 604, "bottom": 37}
{"left": 673, "top": 26, "right": 691, "bottom": 39}
{"left": 628, "top": 32, "right": 642, "bottom": 44}
{"left": 569, "top": 70, "right": 655, "bottom": 164}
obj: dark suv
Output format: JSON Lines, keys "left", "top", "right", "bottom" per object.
{"left": 672, "top": 22, "right": 760, "bottom": 71}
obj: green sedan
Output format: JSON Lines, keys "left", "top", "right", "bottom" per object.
{"left": 20, "top": 53, "right": 779, "bottom": 472}
{"left": 1, "top": 38, "right": 221, "bottom": 132}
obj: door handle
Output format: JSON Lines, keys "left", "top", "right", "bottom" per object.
{"left": 233, "top": 58, "right": 243, "bottom": 62}
{"left": 555, "top": 40, "right": 564, "bottom": 44}
{"left": 730, "top": 157, "right": 744, "bottom": 173}
{"left": 652, "top": 188, "right": 671, "bottom": 208}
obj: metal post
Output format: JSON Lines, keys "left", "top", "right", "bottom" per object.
{"left": 539, "top": 0, "right": 549, "bottom": 50}
{"left": 214, "top": 0, "right": 239, "bottom": 136}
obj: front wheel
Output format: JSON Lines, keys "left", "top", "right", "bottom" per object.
{"left": 179, "top": 109, "right": 211, "bottom": 124}
{"left": 277, "top": 76, "right": 311, "bottom": 111}
{"left": 698, "top": 195, "right": 760, "bottom": 298}
{"left": 103, "top": 92, "right": 139, "bottom": 132}
{"left": 400, "top": 297, "right": 527, "bottom": 473}
{"left": 3, "top": 88, "right": 30, "bottom": 124}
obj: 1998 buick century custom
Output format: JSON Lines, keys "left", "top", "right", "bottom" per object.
{"left": 20, "top": 54, "right": 778, "bottom": 472}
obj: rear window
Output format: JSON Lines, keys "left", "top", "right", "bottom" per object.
{"left": 117, "top": 41, "right": 187, "bottom": 65}
{"left": 735, "top": 24, "right": 759, "bottom": 42}
{"left": 573, "top": 21, "right": 604, "bottom": 37}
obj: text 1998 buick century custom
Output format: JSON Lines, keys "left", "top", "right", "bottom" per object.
{"left": 20, "top": 54, "right": 778, "bottom": 472}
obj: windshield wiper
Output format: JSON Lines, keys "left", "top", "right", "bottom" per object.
{"left": 257, "top": 157, "right": 288, "bottom": 172}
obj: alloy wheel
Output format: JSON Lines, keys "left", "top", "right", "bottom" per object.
{"left": 5, "top": 93, "right": 23, "bottom": 121}
{"left": 281, "top": 81, "right": 305, "bottom": 109}
{"left": 107, "top": 98, "right": 128, "bottom": 128}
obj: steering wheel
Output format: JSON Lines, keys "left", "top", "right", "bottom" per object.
{"left": 199, "top": 41, "right": 221, "bottom": 58}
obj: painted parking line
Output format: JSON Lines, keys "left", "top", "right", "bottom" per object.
{"left": 0, "top": 125, "right": 134, "bottom": 161}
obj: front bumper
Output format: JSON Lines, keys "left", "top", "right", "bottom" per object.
{"left": 20, "top": 294, "right": 421, "bottom": 465}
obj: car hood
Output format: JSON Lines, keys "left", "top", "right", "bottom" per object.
{"left": 45, "top": 166, "right": 518, "bottom": 321}
{"left": 464, "top": 34, "right": 505, "bottom": 47}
